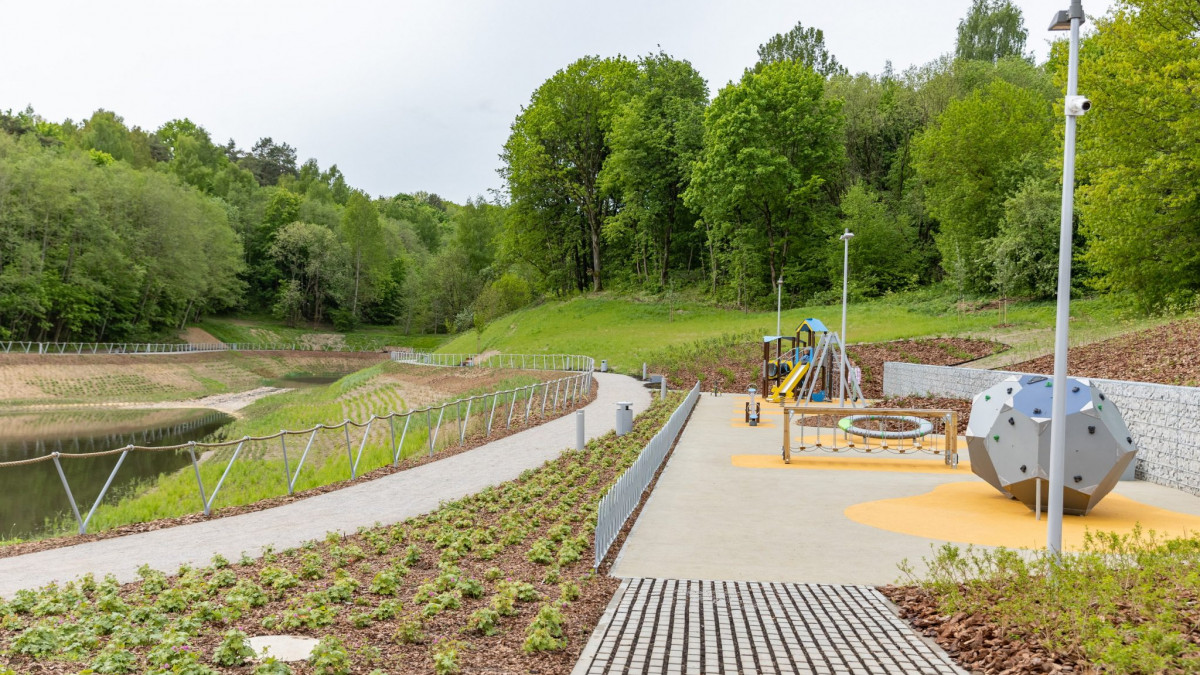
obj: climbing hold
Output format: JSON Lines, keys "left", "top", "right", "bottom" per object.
{"left": 1020, "top": 464, "right": 1027, "bottom": 473}
{"left": 1033, "top": 408, "right": 1042, "bottom": 415}
{"left": 1008, "top": 417, "right": 1015, "bottom": 425}
{"left": 1007, "top": 387, "right": 1013, "bottom": 394}
{"left": 1088, "top": 426, "right": 1096, "bottom": 434}
{"left": 1127, "top": 436, "right": 1133, "bottom": 444}
{"left": 1099, "top": 393, "right": 1106, "bottom": 401}
{"left": 993, "top": 434, "right": 1000, "bottom": 441}
{"left": 1072, "top": 386, "right": 1080, "bottom": 393}
{"left": 985, "top": 395, "right": 991, "bottom": 401}
{"left": 1074, "top": 475, "right": 1083, "bottom": 483}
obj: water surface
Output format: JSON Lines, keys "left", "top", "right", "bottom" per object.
{"left": 0, "top": 408, "right": 233, "bottom": 539}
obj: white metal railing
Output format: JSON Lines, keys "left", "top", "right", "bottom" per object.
{"left": 594, "top": 381, "right": 700, "bottom": 568}
{"left": 4, "top": 369, "right": 593, "bottom": 536}
{"left": 0, "top": 341, "right": 387, "bottom": 355}
{"left": 392, "top": 351, "right": 595, "bottom": 372}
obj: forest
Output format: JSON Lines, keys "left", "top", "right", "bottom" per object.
{"left": 0, "top": 0, "right": 1196, "bottom": 343}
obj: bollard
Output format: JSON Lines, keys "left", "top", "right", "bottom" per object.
{"left": 616, "top": 401, "right": 633, "bottom": 436}
{"left": 642, "top": 363, "right": 647, "bottom": 381}
{"left": 601, "top": 359, "right": 608, "bottom": 373}
{"left": 660, "top": 377, "right": 667, "bottom": 399}
{"left": 576, "top": 410, "right": 585, "bottom": 450}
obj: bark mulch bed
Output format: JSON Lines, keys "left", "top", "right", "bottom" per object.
{"left": 877, "top": 395, "right": 972, "bottom": 436}
{"left": 1008, "top": 317, "right": 1200, "bottom": 387}
{"left": 0, "top": 385, "right": 597, "bottom": 560}
{"left": 849, "top": 338, "right": 1006, "bottom": 399}
{"left": 652, "top": 336, "right": 1006, "bottom": 400}
{"left": 879, "top": 585, "right": 1088, "bottom": 674}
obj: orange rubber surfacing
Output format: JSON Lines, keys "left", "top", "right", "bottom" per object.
{"left": 732, "top": 454, "right": 966, "bottom": 474}
{"left": 845, "top": 481, "right": 1200, "bottom": 551}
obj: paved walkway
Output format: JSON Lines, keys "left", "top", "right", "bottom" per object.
{"left": 573, "top": 578, "right": 964, "bottom": 675}
{"left": 0, "top": 372, "right": 650, "bottom": 597}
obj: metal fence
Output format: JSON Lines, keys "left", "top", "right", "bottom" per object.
{"left": 1, "top": 341, "right": 387, "bottom": 355}
{"left": 393, "top": 351, "right": 594, "bottom": 372}
{"left": 2, "top": 368, "right": 594, "bottom": 536}
{"left": 594, "top": 381, "right": 700, "bottom": 568}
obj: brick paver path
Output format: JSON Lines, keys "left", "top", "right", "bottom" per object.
{"left": 575, "top": 578, "right": 965, "bottom": 675}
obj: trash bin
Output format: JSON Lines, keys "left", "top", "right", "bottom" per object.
{"left": 600, "top": 359, "right": 608, "bottom": 373}
{"left": 616, "top": 402, "right": 633, "bottom": 436}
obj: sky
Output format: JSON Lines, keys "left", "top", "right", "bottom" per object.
{"left": 1, "top": 0, "right": 1117, "bottom": 202}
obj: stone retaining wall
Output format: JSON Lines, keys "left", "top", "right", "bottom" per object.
{"left": 884, "top": 362, "right": 1200, "bottom": 495}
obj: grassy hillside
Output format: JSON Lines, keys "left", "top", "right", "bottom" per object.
{"left": 194, "top": 316, "right": 447, "bottom": 351}
{"left": 438, "top": 294, "right": 1155, "bottom": 373}
{"left": 0, "top": 351, "right": 388, "bottom": 406}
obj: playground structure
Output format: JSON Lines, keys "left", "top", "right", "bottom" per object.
{"left": 762, "top": 319, "right": 863, "bottom": 405}
{"left": 781, "top": 405, "right": 960, "bottom": 466}
{"left": 966, "top": 374, "right": 1137, "bottom": 516}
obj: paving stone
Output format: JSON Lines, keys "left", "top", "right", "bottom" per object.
{"left": 574, "top": 578, "right": 966, "bottom": 675}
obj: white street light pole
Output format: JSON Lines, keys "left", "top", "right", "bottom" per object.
{"left": 1047, "top": 0, "right": 1087, "bottom": 555}
{"left": 776, "top": 277, "right": 783, "bottom": 337}
{"left": 839, "top": 229, "right": 854, "bottom": 406}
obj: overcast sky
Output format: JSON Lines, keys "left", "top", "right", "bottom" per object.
{"left": 2, "top": 0, "right": 1115, "bottom": 202}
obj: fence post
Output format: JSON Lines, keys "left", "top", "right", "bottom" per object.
{"left": 430, "top": 407, "right": 445, "bottom": 456}
{"left": 395, "top": 414, "right": 412, "bottom": 465}
{"left": 461, "top": 398, "right": 473, "bottom": 445}
{"left": 487, "top": 394, "right": 498, "bottom": 437}
{"left": 427, "top": 409, "right": 433, "bottom": 455}
{"left": 187, "top": 442, "right": 210, "bottom": 516}
{"left": 80, "top": 448, "right": 130, "bottom": 534}
{"left": 343, "top": 423, "right": 354, "bottom": 474}
{"left": 576, "top": 410, "right": 585, "bottom": 451}
{"left": 541, "top": 382, "right": 549, "bottom": 416}
{"left": 506, "top": 390, "right": 518, "bottom": 428}
{"left": 51, "top": 453, "right": 84, "bottom": 533}
{"left": 280, "top": 433, "right": 292, "bottom": 494}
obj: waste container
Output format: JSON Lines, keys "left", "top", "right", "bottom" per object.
{"left": 616, "top": 401, "right": 633, "bottom": 436}
{"left": 600, "top": 359, "right": 608, "bottom": 373}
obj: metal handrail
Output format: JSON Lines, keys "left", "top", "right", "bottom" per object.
{"left": 6, "top": 354, "right": 596, "bottom": 535}
{"left": 0, "top": 341, "right": 394, "bottom": 355}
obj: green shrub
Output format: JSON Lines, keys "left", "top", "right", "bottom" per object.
{"left": 309, "top": 635, "right": 351, "bottom": 675}
{"left": 213, "top": 628, "right": 255, "bottom": 666}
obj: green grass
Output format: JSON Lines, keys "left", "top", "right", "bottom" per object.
{"left": 439, "top": 292, "right": 1143, "bottom": 374}
{"left": 902, "top": 528, "right": 1200, "bottom": 672}
{"left": 60, "top": 363, "right": 565, "bottom": 538}
{"left": 195, "top": 316, "right": 447, "bottom": 351}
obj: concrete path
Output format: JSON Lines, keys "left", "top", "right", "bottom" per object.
{"left": 573, "top": 578, "right": 964, "bottom": 675}
{"left": 0, "top": 372, "right": 650, "bottom": 597}
{"left": 609, "top": 393, "right": 1200, "bottom": 585}
{"left": 610, "top": 393, "right": 969, "bottom": 586}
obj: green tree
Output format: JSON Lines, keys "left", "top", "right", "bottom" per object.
{"left": 912, "top": 78, "right": 1054, "bottom": 289}
{"left": 502, "top": 56, "right": 638, "bottom": 292}
{"left": 81, "top": 110, "right": 135, "bottom": 164}
{"left": 830, "top": 182, "right": 919, "bottom": 296}
{"left": 268, "top": 222, "right": 345, "bottom": 324}
{"left": 602, "top": 51, "right": 708, "bottom": 289}
{"left": 755, "top": 21, "right": 847, "bottom": 77}
{"left": 955, "top": 0, "right": 1029, "bottom": 63}
{"left": 340, "top": 191, "right": 385, "bottom": 317}
{"left": 685, "top": 60, "right": 843, "bottom": 304}
{"left": 1072, "top": 0, "right": 1200, "bottom": 311}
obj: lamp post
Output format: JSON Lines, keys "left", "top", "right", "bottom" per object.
{"left": 1046, "top": 0, "right": 1087, "bottom": 556}
{"left": 776, "top": 277, "right": 784, "bottom": 337}
{"left": 839, "top": 229, "right": 854, "bottom": 406}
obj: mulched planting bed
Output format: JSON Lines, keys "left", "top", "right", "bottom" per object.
{"left": 650, "top": 336, "right": 1004, "bottom": 400}
{"left": 1008, "top": 317, "right": 1200, "bottom": 387}
{"left": 0, "top": 393, "right": 684, "bottom": 674}
{"left": 0, "top": 386, "right": 597, "bottom": 560}
{"left": 879, "top": 530, "right": 1200, "bottom": 674}
{"left": 849, "top": 338, "right": 1005, "bottom": 399}
{"left": 877, "top": 395, "right": 971, "bottom": 435}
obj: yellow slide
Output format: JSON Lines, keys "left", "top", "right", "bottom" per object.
{"left": 769, "top": 361, "right": 811, "bottom": 402}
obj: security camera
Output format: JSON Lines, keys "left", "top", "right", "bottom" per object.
{"left": 1065, "top": 95, "right": 1092, "bottom": 116}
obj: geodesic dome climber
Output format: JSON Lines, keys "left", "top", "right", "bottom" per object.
{"left": 966, "top": 374, "right": 1138, "bottom": 516}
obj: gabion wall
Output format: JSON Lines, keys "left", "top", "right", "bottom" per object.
{"left": 884, "top": 362, "right": 1200, "bottom": 496}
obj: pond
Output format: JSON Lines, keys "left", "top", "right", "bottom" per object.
{"left": 0, "top": 408, "right": 233, "bottom": 539}
{"left": 259, "top": 372, "right": 352, "bottom": 388}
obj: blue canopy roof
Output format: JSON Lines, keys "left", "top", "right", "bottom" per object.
{"left": 799, "top": 318, "right": 829, "bottom": 333}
